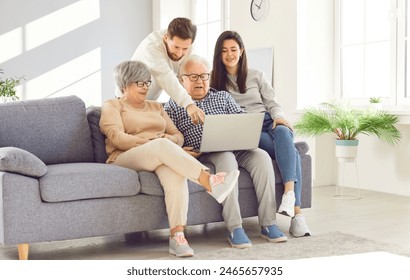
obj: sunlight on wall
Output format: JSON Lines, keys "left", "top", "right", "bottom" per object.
{"left": 50, "top": 70, "right": 102, "bottom": 107}
{"left": 0, "top": 0, "right": 100, "bottom": 64}
{"left": 25, "top": 48, "right": 101, "bottom": 105}
{"left": 25, "top": 0, "right": 100, "bottom": 51}
{"left": 0, "top": 27, "right": 23, "bottom": 63}
{"left": 1, "top": 0, "right": 103, "bottom": 105}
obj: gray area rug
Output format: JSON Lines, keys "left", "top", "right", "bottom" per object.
{"left": 163, "top": 231, "right": 410, "bottom": 260}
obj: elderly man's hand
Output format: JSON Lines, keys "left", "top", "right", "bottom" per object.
{"left": 186, "top": 104, "right": 205, "bottom": 125}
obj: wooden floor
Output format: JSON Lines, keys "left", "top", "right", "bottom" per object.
{"left": 1, "top": 185, "right": 410, "bottom": 260}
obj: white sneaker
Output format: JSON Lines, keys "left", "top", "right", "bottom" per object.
{"left": 289, "top": 214, "right": 311, "bottom": 237}
{"left": 169, "top": 232, "right": 194, "bottom": 257}
{"left": 278, "top": 191, "right": 296, "bottom": 217}
{"left": 207, "top": 170, "right": 240, "bottom": 203}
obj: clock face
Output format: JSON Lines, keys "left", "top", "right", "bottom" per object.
{"left": 250, "top": 0, "right": 270, "bottom": 21}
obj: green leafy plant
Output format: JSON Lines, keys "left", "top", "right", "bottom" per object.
{"left": 0, "top": 68, "right": 23, "bottom": 102}
{"left": 369, "top": 96, "right": 382, "bottom": 103}
{"left": 294, "top": 102, "right": 401, "bottom": 146}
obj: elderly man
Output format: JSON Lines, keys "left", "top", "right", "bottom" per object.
{"left": 165, "top": 55, "right": 288, "bottom": 249}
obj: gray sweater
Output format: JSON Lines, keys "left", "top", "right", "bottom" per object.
{"left": 227, "top": 68, "right": 285, "bottom": 120}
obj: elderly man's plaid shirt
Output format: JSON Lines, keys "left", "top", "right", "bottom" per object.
{"left": 164, "top": 88, "right": 246, "bottom": 150}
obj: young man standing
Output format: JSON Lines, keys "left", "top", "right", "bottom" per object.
{"left": 128, "top": 17, "right": 204, "bottom": 125}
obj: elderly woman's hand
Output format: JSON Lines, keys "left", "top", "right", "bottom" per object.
{"left": 183, "top": 146, "right": 202, "bottom": 158}
{"left": 149, "top": 133, "right": 177, "bottom": 143}
{"left": 163, "top": 133, "right": 178, "bottom": 143}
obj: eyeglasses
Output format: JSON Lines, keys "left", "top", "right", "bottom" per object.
{"left": 135, "top": 81, "right": 152, "bottom": 87}
{"left": 181, "top": 73, "right": 210, "bottom": 82}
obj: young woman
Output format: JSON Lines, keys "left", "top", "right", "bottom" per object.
{"left": 100, "top": 60, "right": 239, "bottom": 257}
{"left": 211, "top": 31, "right": 311, "bottom": 238}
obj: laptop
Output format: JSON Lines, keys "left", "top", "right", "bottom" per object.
{"left": 196, "top": 113, "right": 264, "bottom": 153}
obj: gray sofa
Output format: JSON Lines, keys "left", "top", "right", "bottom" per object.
{"left": 0, "top": 95, "right": 311, "bottom": 260}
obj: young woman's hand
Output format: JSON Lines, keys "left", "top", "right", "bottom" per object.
{"left": 273, "top": 118, "right": 294, "bottom": 131}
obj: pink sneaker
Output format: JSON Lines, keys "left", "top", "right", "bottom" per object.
{"left": 207, "top": 170, "right": 240, "bottom": 203}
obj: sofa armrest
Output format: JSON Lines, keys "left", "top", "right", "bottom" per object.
{"left": 0, "top": 147, "right": 47, "bottom": 178}
{"left": 295, "top": 141, "right": 309, "bottom": 156}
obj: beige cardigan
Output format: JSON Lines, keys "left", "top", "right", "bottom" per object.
{"left": 100, "top": 98, "right": 183, "bottom": 163}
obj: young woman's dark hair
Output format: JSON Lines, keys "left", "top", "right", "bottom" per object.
{"left": 211, "top": 30, "right": 248, "bottom": 93}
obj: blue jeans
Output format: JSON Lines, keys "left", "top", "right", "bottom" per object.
{"left": 259, "top": 112, "right": 302, "bottom": 206}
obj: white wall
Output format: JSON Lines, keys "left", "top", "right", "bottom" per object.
{"left": 0, "top": 0, "right": 152, "bottom": 106}
{"left": 153, "top": 0, "right": 191, "bottom": 30}
{"left": 295, "top": 0, "right": 335, "bottom": 188}
{"left": 231, "top": 0, "right": 297, "bottom": 124}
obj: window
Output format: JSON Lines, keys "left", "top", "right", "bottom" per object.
{"left": 191, "top": 0, "right": 230, "bottom": 62}
{"left": 336, "top": 0, "right": 410, "bottom": 107}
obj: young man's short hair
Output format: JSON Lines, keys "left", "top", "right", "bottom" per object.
{"left": 167, "top": 17, "right": 197, "bottom": 43}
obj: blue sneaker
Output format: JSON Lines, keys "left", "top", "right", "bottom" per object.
{"left": 261, "top": 224, "right": 288, "bottom": 243}
{"left": 228, "top": 228, "right": 252, "bottom": 249}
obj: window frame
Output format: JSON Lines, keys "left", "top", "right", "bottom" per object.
{"left": 190, "top": 0, "right": 230, "bottom": 62}
{"left": 335, "top": 0, "right": 410, "bottom": 108}
{"left": 397, "top": 0, "right": 410, "bottom": 106}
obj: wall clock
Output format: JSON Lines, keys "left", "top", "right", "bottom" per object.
{"left": 250, "top": 0, "right": 270, "bottom": 21}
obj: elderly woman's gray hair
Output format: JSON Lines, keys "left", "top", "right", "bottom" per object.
{"left": 114, "top": 60, "right": 151, "bottom": 93}
{"left": 178, "top": 55, "right": 211, "bottom": 76}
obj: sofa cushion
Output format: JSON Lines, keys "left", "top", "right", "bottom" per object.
{"left": 0, "top": 95, "right": 94, "bottom": 164}
{"left": 138, "top": 171, "right": 164, "bottom": 196}
{"left": 86, "top": 106, "right": 108, "bottom": 163}
{"left": 0, "top": 147, "right": 47, "bottom": 178}
{"left": 39, "top": 163, "right": 140, "bottom": 202}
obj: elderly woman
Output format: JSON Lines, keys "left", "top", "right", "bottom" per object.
{"left": 100, "top": 60, "right": 239, "bottom": 257}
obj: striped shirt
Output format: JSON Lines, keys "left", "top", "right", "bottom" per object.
{"left": 164, "top": 88, "right": 245, "bottom": 150}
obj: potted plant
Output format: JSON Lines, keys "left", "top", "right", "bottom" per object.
{"left": 369, "top": 96, "right": 382, "bottom": 110}
{"left": 294, "top": 102, "right": 401, "bottom": 160}
{"left": 0, "top": 68, "right": 23, "bottom": 102}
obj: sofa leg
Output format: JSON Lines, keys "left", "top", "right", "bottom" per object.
{"left": 18, "top": 243, "right": 29, "bottom": 260}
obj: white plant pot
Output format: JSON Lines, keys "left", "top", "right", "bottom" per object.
{"left": 335, "top": 139, "right": 359, "bottom": 162}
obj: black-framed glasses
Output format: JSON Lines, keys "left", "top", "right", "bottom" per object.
{"left": 135, "top": 81, "right": 152, "bottom": 87}
{"left": 181, "top": 73, "right": 210, "bottom": 82}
